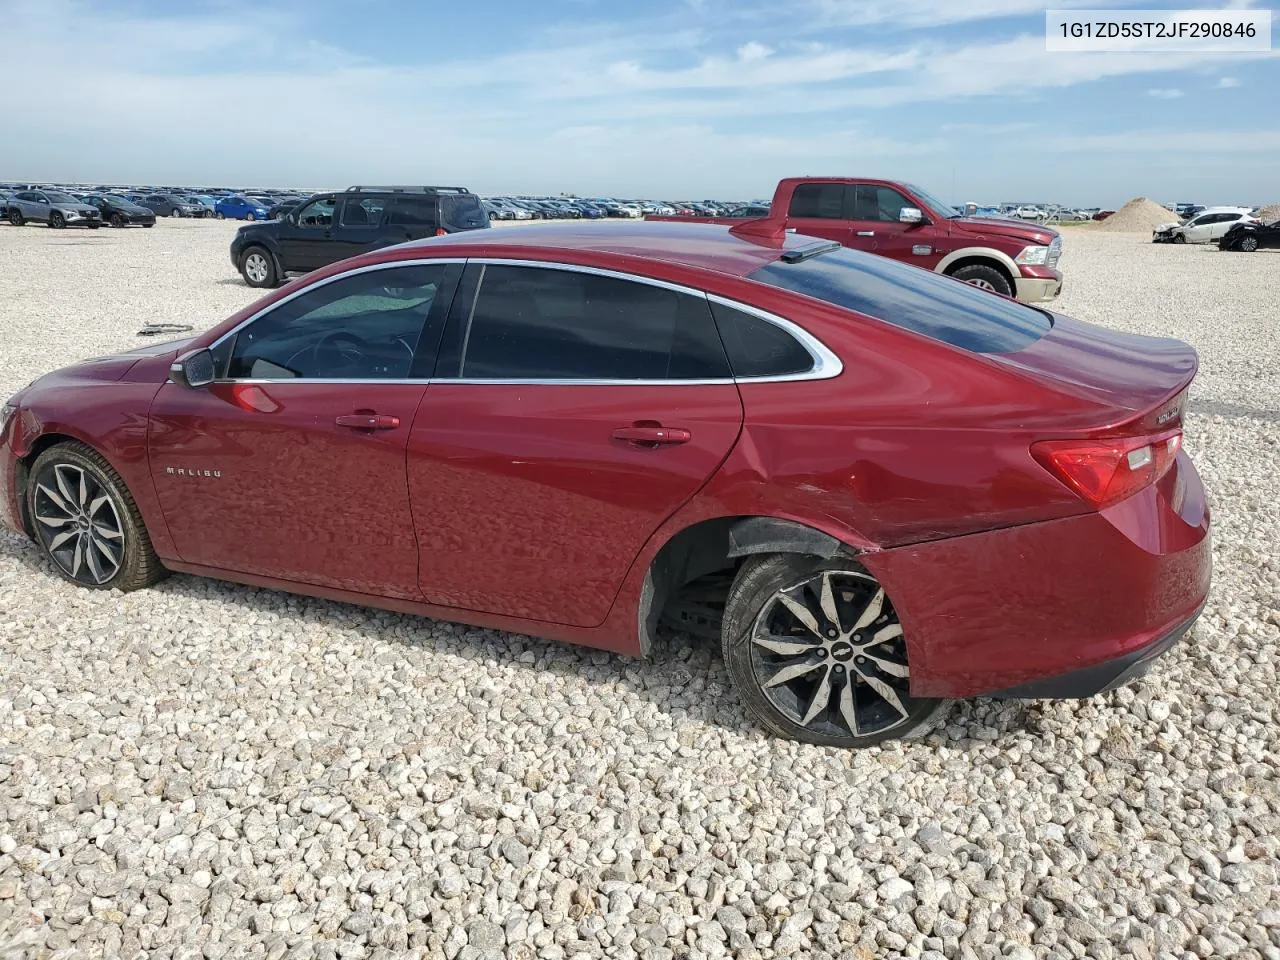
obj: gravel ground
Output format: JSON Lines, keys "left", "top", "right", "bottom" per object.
{"left": 1, "top": 220, "right": 1277, "bottom": 960}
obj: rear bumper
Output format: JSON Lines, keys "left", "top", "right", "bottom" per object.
{"left": 864, "top": 452, "right": 1211, "bottom": 699}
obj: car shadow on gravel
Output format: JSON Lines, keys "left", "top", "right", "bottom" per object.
{"left": 1189, "top": 399, "right": 1280, "bottom": 423}
{"left": 3, "top": 532, "right": 1033, "bottom": 749}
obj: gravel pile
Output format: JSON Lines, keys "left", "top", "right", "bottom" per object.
{"left": 1094, "top": 197, "right": 1180, "bottom": 233}
{"left": 2, "top": 221, "right": 1278, "bottom": 959}
{"left": 1253, "top": 204, "right": 1280, "bottom": 222}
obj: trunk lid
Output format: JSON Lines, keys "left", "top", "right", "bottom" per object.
{"left": 991, "top": 313, "right": 1196, "bottom": 431}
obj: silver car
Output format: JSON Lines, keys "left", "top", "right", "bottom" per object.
{"left": 7, "top": 189, "right": 102, "bottom": 229}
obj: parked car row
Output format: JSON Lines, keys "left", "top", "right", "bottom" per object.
{"left": 480, "top": 196, "right": 764, "bottom": 221}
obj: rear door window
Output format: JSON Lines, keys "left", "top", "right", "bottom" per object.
{"left": 340, "top": 197, "right": 385, "bottom": 228}
{"left": 787, "top": 183, "right": 851, "bottom": 219}
{"left": 749, "top": 247, "right": 1050, "bottom": 354}
{"left": 438, "top": 265, "right": 730, "bottom": 380}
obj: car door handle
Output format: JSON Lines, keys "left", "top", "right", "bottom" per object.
{"left": 335, "top": 413, "right": 400, "bottom": 430}
{"left": 856, "top": 230, "right": 875, "bottom": 237}
{"left": 611, "top": 425, "right": 691, "bottom": 445}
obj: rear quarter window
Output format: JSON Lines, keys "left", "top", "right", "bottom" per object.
{"left": 749, "top": 247, "right": 1050, "bottom": 354}
{"left": 439, "top": 194, "right": 490, "bottom": 231}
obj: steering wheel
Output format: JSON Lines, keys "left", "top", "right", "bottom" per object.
{"left": 313, "top": 331, "right": 370, "bottom": 373}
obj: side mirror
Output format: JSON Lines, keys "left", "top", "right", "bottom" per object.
{"left": 170, "top": 348, "right": 216, "bottom": 389}
{"left": 899, "top": 207, "right": 924, "bottom": 224}
{"left": 38, "top": 197, "right": 49, "bottom": 204}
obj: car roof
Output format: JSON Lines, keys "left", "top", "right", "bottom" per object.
{"left": 393, "top": 220, "right": 804, "bottom": 279}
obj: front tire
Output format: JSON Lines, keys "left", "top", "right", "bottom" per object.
{"left": 215, "top": 211, "right": 225, "bottom": 219}
{"left": 170, "top": 208, "right": 182, "bottom": 218}
{"left": 1174, "top": 233, "right": 1186, "bottom": 244}
{"left": 721, "top": 554, "right": 944, "bottom": 747}
{"left": 1240, "top": 236, "right": 1259, "bottom": 252}
{"left": 49, "top": 212, "right": 65, "bottom": 229}
{"left": 245, "top": 212, "right": 256, "bottom": 222}
{"left": 111, "top": 213, "right": 126, "bottom": 228}
{"left": 239, "top": 247, "right": 278, "bottom": 288}
{"left": 26, "top": 442, "right": 167, "bottom": 592}
{"left": 949, "top": 263, "right": 1013, "bottom": 297}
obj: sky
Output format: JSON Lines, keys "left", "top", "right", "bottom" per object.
{"left": 1, "top": 0, "right": 1276, "bottom": 205}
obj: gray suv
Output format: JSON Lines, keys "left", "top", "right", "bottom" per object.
{"left": 7, "top": 190, "right": 102, "bottom": 228}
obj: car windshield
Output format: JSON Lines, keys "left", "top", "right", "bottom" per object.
{"left": 906, "top": 183, "right": 961, "bottom": 219}
{"left": 749, "top": 246, "right": 1051, "bottom": 354}
{"left": 44, "top": 192, "right": 78, "bottom": 204}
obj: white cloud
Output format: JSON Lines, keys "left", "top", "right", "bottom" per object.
{"left": 1147, "top": 88, "right": 1185, "bottom": 99}
{"left": 1217, "top": 77, "right": 1242, "bottom": 88}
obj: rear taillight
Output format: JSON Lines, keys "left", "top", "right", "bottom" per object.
{"left": 1031, "top": 429, "right": 1182, "bottom": 508}
{"left": 434, "top": 228, "right": 447, "bottom": 236}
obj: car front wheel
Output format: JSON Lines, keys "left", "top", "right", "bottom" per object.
{"left": 27, "top": 442, "right": 167, "bottom": 592}
{"left": 1240, "top": 236, "right": 1259, "bottom": 252}
{"left": 721, "top": 554, "right": 945, "bottom": 747}
{"left": 170, "top": 209, "right": 182, "bottom": 218}
{"left": 49, "top": 212, "right": 65, "bottom": 229}
{"left": 1174, "top": 233, "right": 1186, "bottom": 244}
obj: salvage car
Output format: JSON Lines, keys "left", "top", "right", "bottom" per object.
{"left": 6, "top": 189, "right": 102, "bottom": 228}
{"left": 1217, "top": 217, "right": 1280, "bottom": 252}
{"left": 1153, "top": 208, "right": 1255, "bottom": 244}
{"left": 0, "top": 221, "right": 1210, "bottom": 748}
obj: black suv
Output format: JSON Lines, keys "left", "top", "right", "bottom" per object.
{"left": 230, "top": 185, "right": 490, "bottom": 288}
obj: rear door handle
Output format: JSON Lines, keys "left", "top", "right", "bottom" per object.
{"left": 335, "top": 413, "right": 400, "bottom": 430}
{"left": 611, "top": 426, "right": 691, "bottom": 445}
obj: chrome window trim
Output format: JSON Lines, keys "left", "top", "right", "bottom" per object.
{"left": 207, "top": 255, "right": 843, "bottom": 386}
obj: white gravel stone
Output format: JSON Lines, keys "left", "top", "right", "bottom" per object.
{"left": 0, "top": 221, "right": 1278, "bottom": 957}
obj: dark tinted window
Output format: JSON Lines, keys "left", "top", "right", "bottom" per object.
{"left": 447, "top": 265, "right": 730, "bottom": 380}
{"left": 386, "top": 196, "right": 436, "bottom": 227}
{"left": 439, "top": 194, "right": 489, "bottom": 231}
{"left": 340, "top": 197, "right": 385, "bottom": 227}
{"left": 710, "top": 302, "right": 814, "bottom": 378}
{"left": 788, "top": 183, "right": 849, "bottom": 219}
{"left": 294, "top": 197, "right": 335, "bottom": 228}
{"left": 224, "top": 265, "right": 446, "bottom": 380}
{"left": 749, "top": 247, "right": 1050, "bottom": 354}
{"left": 852, "top": 185, "right": 912, "bottom": 222}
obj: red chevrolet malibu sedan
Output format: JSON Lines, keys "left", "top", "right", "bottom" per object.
{"left": 0, "top": 221, "right": 1210, "bottom": 747}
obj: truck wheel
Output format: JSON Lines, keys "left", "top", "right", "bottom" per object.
{"left": 949, "top": 263, "right": 1012, "bottom": 297}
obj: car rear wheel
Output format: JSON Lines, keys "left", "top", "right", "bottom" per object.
{"left": 240, "top": 247, "right": 277, "bottom": 288}
{"left": 27, "top": 443, "right": 167, "bottom": 592}
{"left": 721, "top": 554, "right": 945, "bottom": 747}
{"left": 49, "top": 212, "right": 65, "bottom": 229}
{"left": 7, "top": 209, "right": 22, "bottom": 226}
{"left": 215, "top": 211, "right": 225, "bottom": 219}
{"left": 949, "top": 263, "right": 1013, "bottom": 297}
{"left": 1240, "top": 236, "right": 1259, "bottom": 252}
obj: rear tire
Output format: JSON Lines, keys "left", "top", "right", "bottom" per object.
{"left": 721, "top": 554, "right": 945, "bottom": 747}
{"left": 26, "top": 442, "right": 167, "bottom": 592}
{"left": 7, "top": 209, "right": 22, "bottom": 226}
{"left": 239, "top": 247, "right": 278, "bottom": 288}
{"left": 949, "top": 263, "right": 1013, "bottom": 297}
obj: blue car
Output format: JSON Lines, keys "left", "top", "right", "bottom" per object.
{"left": 215, "top": 195, "right": 270, "bottom": 221}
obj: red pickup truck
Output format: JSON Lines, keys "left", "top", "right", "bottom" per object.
{"left": 648, "top": 177, "right": 1063, "bottom": 303}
